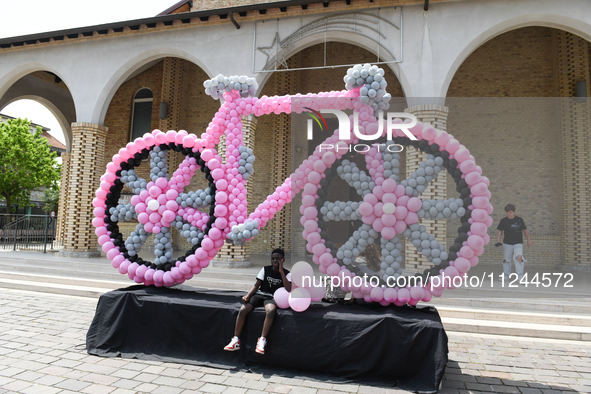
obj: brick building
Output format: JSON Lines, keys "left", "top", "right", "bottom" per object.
{"left": 0, "top": 0, "right": 589, "bottom": 271}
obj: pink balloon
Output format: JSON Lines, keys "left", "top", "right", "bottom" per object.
{"left": 289, "top": 288, "right": 311, "bottom": 312}
{"left": 465, "top": 171, "right": 482, "bottom": 186}
{"left": 106, "top": 249, "right": 120, "bottom": 260}
{"left": 454, "top": 257, "right": 471, "bottom": 273}
{"left": 394, "top": 220, "right": 408, "bottom": 234}
{"left": 397, "top": 288, "right": 410, "bottom": 304}
{"left": 201, "top": 238, "right": 214, "bottom": 250}
{"left": 434, "top": 130, "right": 451, "bottom": 146}
{"left": 308, "top": 171, "right": 321, "bottom": 184}
{"left": 370, "top": 287, "right": 384, "bottom": 302}
{"left": 304, "top": 220, "right": 318, "bottom": 232}
{"left": 383, "top": 287, "right": 398, "bottom": 302}
{"left": 149, "top": 186, "right": 162, "bottom": 197}
{"left": 454, "top": 146, "right": 471, "bottom": 163}
{"left": 274, "top": 288, "right": 290, "bottom": 309}
{"left": 304, "top": 207, "right": 318, "bottom": 219}
{"left": 445, "top": 139, "right": 460, "bottom": 154}
{"left": 459, "top": 245, "right": 475, "bottom": 258}
{"left": 407, "top": 197, "right": 422, "bottom": 212}
{"left": 319, "top": 253, "right": 333, "bottom": 266}
{"left": 459, "top": 160, "right": 476, "bottom": 174}
{"left": 359, "top": 202, "right": 374, "bottom": 216}
{"left": 394, "top": 206, "right": 408, "bottom": 220}
{"left": 471, "top": 209, "right": 488, "bottom": 222}
{"left": 382, "top": 179, "right": 396, "bottom": 193}
{"left": 327, "top": 263, "right": 340, "bottom": 276}
{"left": 421, "top": 126, "right": 436, "bottom": 141}
{"left": 404, "top": 212, "right": 419, "bottom": 225}
{"left": 471, "top": 222, "right": 488, "bottom": 236}
{"left": 410, "top": 286, "right": 425, "bottom": 300}
{"left": 472, "top": 196, "right": 489, "bottom": 209}
{"left": 381, "top": 226, "right": 397, "bottom": 240}
{"left": 471, "top": 182, "right": 488, "bottom": 196}
{"left": 468, "top": 235, "right": 484, "bottom": 250}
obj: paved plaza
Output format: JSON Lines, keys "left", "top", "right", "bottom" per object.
{"left": 0, "top": 287, "right": 590, "bottom": 394}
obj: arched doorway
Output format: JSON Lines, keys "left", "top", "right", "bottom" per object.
{"left": 446, "top": 26, "right": 591, "bottom": 268}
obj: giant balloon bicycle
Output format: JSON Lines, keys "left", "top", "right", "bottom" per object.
{"left": 93, "top": 64, "right": 493, "bottom": 306}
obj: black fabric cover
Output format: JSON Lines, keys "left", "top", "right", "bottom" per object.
{"left": 87, "top": 286, "right": 448, "bottom": 392}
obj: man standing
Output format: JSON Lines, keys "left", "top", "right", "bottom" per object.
{"left": 497, "top": 204, "right": 532, "bottom": 281}
{"left": 224, "top": 248, "right": 291, "bottom": 354}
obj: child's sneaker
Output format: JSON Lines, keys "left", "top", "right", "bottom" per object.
{"left": 255, "top": 337, "right": 267, "bottom": 354}
{"left": 224, "top": 336, "right": 240, "bottom": 351}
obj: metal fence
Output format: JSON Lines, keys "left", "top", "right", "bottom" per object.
{"left": 0, "top": 214, "right": 62, "bottom": 252}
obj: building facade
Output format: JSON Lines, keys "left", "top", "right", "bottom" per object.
{"left": 0, "top": 0, "right": 589, "bottom": 269}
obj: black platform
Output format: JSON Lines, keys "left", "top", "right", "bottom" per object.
{"left": 87, "top": 286, "right": 448, "bottom": 392}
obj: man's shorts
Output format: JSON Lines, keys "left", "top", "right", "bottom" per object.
{"left": 248, "top": 294, "right": 277, "bottom": 308}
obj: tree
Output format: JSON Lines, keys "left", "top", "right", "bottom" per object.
{"left": 41, "top": 185, "right": 60, "bottom": 214}
{"left": 0, "top": 118, "right": 61, "bottom": 214}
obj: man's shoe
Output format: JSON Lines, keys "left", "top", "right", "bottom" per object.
{"left": 224, "top": 336, "right": 240, "bottom": 351}
{"left": 255, "top": 337, "right": 267, "bottom": 354}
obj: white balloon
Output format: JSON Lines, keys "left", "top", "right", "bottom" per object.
{"left": 147, "top": 200, "right": 160, "bottom": 211}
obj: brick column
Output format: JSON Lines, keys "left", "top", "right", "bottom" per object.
{"left": 159, "top": 57, "right": 189, "bottom": 250}
{"left": 213, "top": 116, "right": 257, "bottom": 267}
{"left": 269, "top": 62, "right": 296, "bottom": 253}
{"left": 56, "top": 152, "right": 70, "bottom": 246}
{"left": 553, "top": 30, "right": 591, "bottom": 268}
{"left": 404, "top": 105, "right": 449, "bottom": 272}
{"left": 59, "top": 123, "right": 107, "bottom": 257}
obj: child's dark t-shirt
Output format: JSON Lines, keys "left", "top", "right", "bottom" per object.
{"left": 497, "top": 216, "right": 527, "bottom": 245}
{"left": 256, "top": 266, "right": 291, "bottom": 296}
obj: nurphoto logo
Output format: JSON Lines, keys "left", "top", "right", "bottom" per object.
{"left": 305, "top": 109, "right": 418, "bottom": 153}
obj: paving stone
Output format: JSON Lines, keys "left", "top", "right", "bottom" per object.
{"left": 3, "top": 380, "right": 33, "bottom": 391}
{"left": 135, "top": 382, "right": 159, "bottom": 392}
{"left": 327, "top": 384, "right": 357, "bottom": 393}
{"left": 110, "top": 389, "right": 137, "bottom": 394}
{"left": 54, "top": 378, "right": 93, "bottom": 391}
{"left": 266, "top": 383, "right": 293, "bottom": 393}
{"left": 201, "top": 367, "right": 226, "bottom": 375}
{"left": 20, "top": 384, "right": 62, "bottom": 394}
{"left": 180, "top": 371, "right": 205, "bottom": 380}
{"left": 33, "top": 374, "right": 65, "bottom": 386}
{"left": 202, "top": 374, "right": 228, "bottom": 384}
{"left": 80, "top": 372, "right": 120, "bottom": 385}
{"left": 80, "top": 384, "right": 117, "bottom": 394}
{"left": 110, "top": 369, "right": 141, "bottom": 379}
{"left": 202, "top": 383, "right": 230, "bottom": 393}
{"left": 151, "top": 376, "right": 187, "bottom": 387}
{"left": 151, "top": 386, "right": 184, "bottom": 394}
{"left": 243, "top": 379, "right": 269, "bottom": 390}
{"left": 222, "top": 388, "right": 248, "bottom": 394}
{"left": 301, "top": 380, "right": 332, "bottom": 389}
{"left": 179, "top": 380, "right": 206, "bottom": 390}
{"left": 287, "top": 388, "right": 317, "bottom": 394}
{"left": 111, "top": 379, "right": 143, "bottom": 390}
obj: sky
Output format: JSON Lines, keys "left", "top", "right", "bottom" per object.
{"left": 0, "top": 0, "right": 178, "bottom": 145}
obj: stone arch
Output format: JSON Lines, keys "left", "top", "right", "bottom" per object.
{"left": 1, "top": 96, "right": 73, "bottom": 151}
{"left": 442, "top": 23, "right": 591, "bottom": 266}
{"left": 93, "top": 48, "right": 213, "bottom": 125}
{"left": 441, "top": 14, "right": 591, "bottom": 98}
{"left": 0, "top": 67, "right": 75, "bottom": 151}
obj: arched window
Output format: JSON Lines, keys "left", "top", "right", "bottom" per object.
{"left": 130, "top": 88, "right": 153, "bottom": 141}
